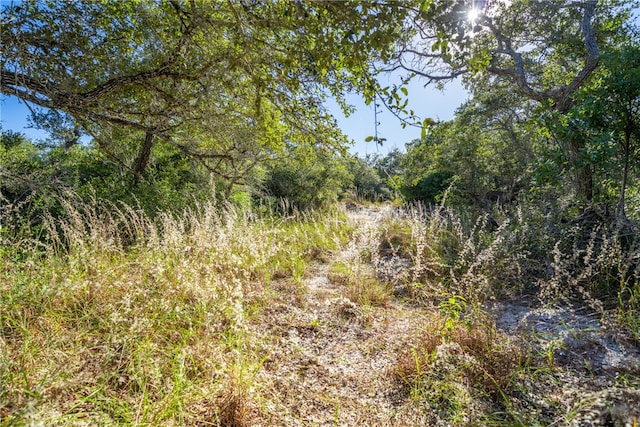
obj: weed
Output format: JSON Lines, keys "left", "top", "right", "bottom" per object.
{"left": 3, "top": 194, "right": 639, "bottom": 425}
{"left": 393, "top": 310, "right": 529, "bottom": 425}
{"left": 328, "top": 260, "right": 391, "bottom": 307}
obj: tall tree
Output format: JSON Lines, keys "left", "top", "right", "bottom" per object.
{"left": 574, "top": 43, "right": 640, "bottom": 219}
{"left": 391, "top": 0, "right": 635, "bottom": 201}
{"left": 1, "top": 1, "right": 408, "bottom": 184}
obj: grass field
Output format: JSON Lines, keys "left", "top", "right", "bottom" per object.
{"left": 1, "top": 199, "right": 639, "bottom": 425}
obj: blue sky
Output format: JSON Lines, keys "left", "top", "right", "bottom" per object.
{"left": 0, "top": 77, "right": 467, "bottom": 157}
{"left": 330, "top": 77, "right": 467, "bottom": 156}
{"left": 1, "top": 96, "right": 51, "bottom": 141}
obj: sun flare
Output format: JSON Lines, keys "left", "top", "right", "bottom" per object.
{"left": 468, "top": 7, "right": 480, "bottom": 22}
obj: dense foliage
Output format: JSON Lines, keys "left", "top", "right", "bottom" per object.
{"left": 2, "top": 2, "right": 640, "bottom": 425}
{"left": 1, "top": 0, "right": 408, "bottom": 187}
{"left": 3, "top": 0, "right": 638, "bottom": 213}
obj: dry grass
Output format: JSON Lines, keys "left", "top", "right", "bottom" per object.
{"left": 327, "top": 261, "right": 392, "bottom": 307}
{"left": 0, "top": 196, "right": 350, "bottom": 425}
{"left": 2, "top": 196, "right": 639, "bottom": 425}
{"left": 392, "top": 309, "right": 529, "bottom": 425}
{"left": 540, "top": 223, "right": 640, "bottom": 335}
{"left": 370, "top": 202, "right": 640, "bottom": 425}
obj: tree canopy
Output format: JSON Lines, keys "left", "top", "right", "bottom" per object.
{"left": 1, "top": 0, "right": 407, "bottom": 181}
{"left": 386, "top": 0, "right": 636, "bottom": 200}
{"left": 2, "top": 0, "right": 639, "bottom": 213}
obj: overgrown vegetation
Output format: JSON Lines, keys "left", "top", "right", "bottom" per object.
{"left": 3, "top": 195, "right": 639, "bottom": 425}
{"left": 394, "top": 312, "right": 529, "bottom": 426}
{"left": 373, "top": 201, "right": 640, "bottom": 424}
{"left": 2, "top": 0, "right": 640, "bottom": 425}
{"left": 0, "top": 197, "right": 351, "bottom": 425}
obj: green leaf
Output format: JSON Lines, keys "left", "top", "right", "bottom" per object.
{"left": 419, "top": 0, "right": 431, "bottom": 12}
{"left": 365, "top": 136, "right": 374, "bottom": 142}
{"left": 423, "top": 117, "right": 436, "bottom": 127}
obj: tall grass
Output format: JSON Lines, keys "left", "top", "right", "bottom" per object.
{"left": 3, "top": 193, "right": 638, "bottom": 425}
{"left": 373, "top": 202, "right": 531, "bottom": 306}
{"left": 373, "top": 200, "right": 639, "bottom": 322}
{"left": 0, "top": 196, "right": 349, "bottom": 425}
{"left": 541, "top": 224, "right": 640, "bottom": 337}
{"left": 375, "top": 200, "right": 640, "bottom": 424}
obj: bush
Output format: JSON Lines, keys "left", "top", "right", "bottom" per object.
{"left": 401, "top": 170, "right": 455, "bottom": 204}
{"left": 0, "top": 130, "right": 216, "bottom": 244}
{"left": 262, "top": 146, "right": 353, "bottom": 211}
{"left": 346, "top": 156, "right": 393, "bottom": 201}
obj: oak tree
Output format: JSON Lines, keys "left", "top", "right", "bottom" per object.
{"left": 1, "top": 1, "right": 407, "bottom": 185}
{"left": 392, "top": 0, "right": 635, "bottom": 201}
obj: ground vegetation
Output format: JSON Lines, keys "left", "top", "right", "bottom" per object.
{"left": 2, "top": 1, "right": 640, "bottom": 425}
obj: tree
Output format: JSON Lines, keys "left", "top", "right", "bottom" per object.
{"left": 262, "top": 144, "right": 353, "bottom": 210}
{"left": 1, "top": 1, "right": 408, "bottom": 186}
{"left": 391, "top": 0, "right": 635, "bottom": 201}
{"left": 602, "top": 45, "right": 640, "bottom": 219}
{"left": 574, "top": 43, "right": 640, "bottom": 220}
{"left": 0, "top": 129, "right": 39, "bottom": 203}
{"left": 0, "top": 128, "right": 214, "bottom": 223}
{"left": 399, "top": 90, "right": 535, "bottom": 209}
{"left": 346, "top": 155, "right": 392, "bottom": 201}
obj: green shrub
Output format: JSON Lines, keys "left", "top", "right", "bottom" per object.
{"left": 261, "top": 145, "right": 353, "bottom": 211}
{"left": 402, "top": 170, "right": 455, "bottom": 204}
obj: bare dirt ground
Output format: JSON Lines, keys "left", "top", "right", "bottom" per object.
{"left": 488, "top": 299, "right": 640, "bottom": 426}
{"left": 253, "top": 206, "right": 429, "bottom": 426}
{"left": 251, "top": 205, "right": 640, "bottom": 426}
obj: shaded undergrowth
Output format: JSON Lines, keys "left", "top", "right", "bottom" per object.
{"left": 368, "top": 201, "right": 640, "bottom": 425}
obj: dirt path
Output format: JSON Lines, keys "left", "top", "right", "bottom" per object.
{"left": 253, "top": 206, "right": 429, "bottom": 426}
{"left": 251, "top": 205, "right": 640, "bottom": 426}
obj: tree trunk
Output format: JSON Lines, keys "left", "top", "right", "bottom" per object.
{"left": 574, "top": 164, "right": 594, "bottom": 203}
{"left": 567, "top": 135, "right": 593, "bottom": 202}
{"left": 133, "top": 131, "right": 154, "bottom": 186}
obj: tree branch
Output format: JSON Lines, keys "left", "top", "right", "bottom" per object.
{"left": 485, "top": 0, "right": 599, "bottom": 112}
